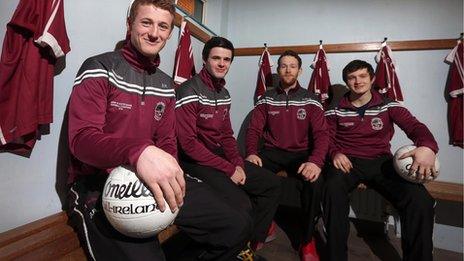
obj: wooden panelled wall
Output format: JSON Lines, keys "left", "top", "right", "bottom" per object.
{"left": 176, "top": 0, "right": 194, "bottom": 15}
{"left": 173, "top": 13, "right": 211, "bottom": 43}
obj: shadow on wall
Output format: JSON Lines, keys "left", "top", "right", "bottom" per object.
{"left": 55, "top": 104, "right": 71, "bottom": 210}
{"left": 115, "top": 39, "right": 125, "bottom": 51}
{"left": 326, "top": 83, "right": 348, "bottom": 108}
{"left": 237, "top": 73, "right": 280, "bottom": 156}
{"left": 52, "top": 54, "right": 69, "bottom": 200}
{"left": 54, "top": 40, "right": 128, "bottom": 210}
{"left": 236, "top": 111, "right": 253, "bottom": 158}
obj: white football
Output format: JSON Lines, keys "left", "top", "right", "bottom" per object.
{"left": 102, "top": 166, "right": 178, "bottom": 238}
{"left": 393, "top": 145, "right": 439, "bottom": 184}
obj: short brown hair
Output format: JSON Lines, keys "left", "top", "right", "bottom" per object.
{"left": 127, "top": 0, "right": 175, "bottom": 29}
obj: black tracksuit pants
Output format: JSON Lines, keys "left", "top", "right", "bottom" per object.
{"left": 180, "top": 160, "right": 281, "bottom": 244}
{"left": 322, "top": 155, "right": 435, "bottom": 261}
{"left": 67, "top": 175, "right": 251, "bottom": 261}
{"left": 258, "top": 148, "right": 323, "bottom": 244}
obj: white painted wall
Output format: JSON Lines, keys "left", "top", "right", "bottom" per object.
{"left": 203, "top": 0, "right": 229, "bottom": 37}
{"left": 226, "top": 0, "right": 462, "bottom": 47}
{"left": 0, "top": 0, "right": 208, "bottom": 232}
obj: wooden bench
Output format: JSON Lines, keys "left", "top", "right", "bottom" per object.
{"left": 0, "top": 211, "right": 179, "bottom": 260}
{"left": 277, "top": 170, "right": 463, "bottom": 202}
{"left": 424, "top": 180, "right": 463, "bottom": 202}
{"left": 0, "top": 179, "right": 460, "bottom": 260}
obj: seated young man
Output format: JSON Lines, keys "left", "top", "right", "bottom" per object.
{"left": 245, "top": 50, "right": 329, "bottom": 261}
{"left": 175, "top": 36, "right": 281, "bottom": 260}
{"left": 323, "top": 60, "right": 438, "bottom": 261}
{"left": 67, "top": 1, "right": 251, "bottom": 260}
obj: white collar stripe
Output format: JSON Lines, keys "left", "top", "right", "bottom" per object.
{"left": 175, "top": 94, "right": 231, "bottom": 108}
{"left": 179, "top": 94, "right": 231, "bottom": 104}
{"left": 175, "top": 96, "right": 199, "bottom": 108}
{"left": 74, "top": 72, "right": 108, "bottom": 86}
{"left": 176, "top": 95, "right": 198, "bottom": 104}
{"left": 324, "top": 103, "right": 404, "bottom": 117}
{"left": 259, "top": 99, "right": 323, "bottom": 109}
{"left": 108, "top": 70, "right": 174, "bottom": 94}
{"left": 74, "top": 69, "right": 175, "bottom": 97}
{"left": 75, "top": 69, "right": 107, "bottom": 82}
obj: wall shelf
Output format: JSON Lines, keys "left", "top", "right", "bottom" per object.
{"left": 235, "top": 38, "right": 457, "bottom": 56}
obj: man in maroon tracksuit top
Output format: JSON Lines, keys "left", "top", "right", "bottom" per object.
{"left": 175, "top": 36, "right": 281, "bottom": 260}
{"left": 245, "top": 50, "right": 329, "bottom": 261}
{"left": 323, "top": 60, "right": 438, "bottom": 261}
{"left": 67, "top": 1, "right": 251, "bottom": 260}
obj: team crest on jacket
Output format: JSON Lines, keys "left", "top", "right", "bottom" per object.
{"left": 371, "top": 117, "right": 383, "bottom": 130}
{"left": 297, "top": 108, "right": 307, "bottom": 120}
{"left": 154, "top": 102, "right": 166, "bottom": 121}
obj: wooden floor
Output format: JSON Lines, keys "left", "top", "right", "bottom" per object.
{"left": 256, "top": 218, "right": 463, "bottom": 261}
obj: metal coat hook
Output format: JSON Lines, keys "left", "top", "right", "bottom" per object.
{"left": 381, "top": 37, "right": 388, "bottom": 47}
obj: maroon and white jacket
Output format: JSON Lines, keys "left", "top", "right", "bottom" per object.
{"left": 246, "top": 84, "right": 329, "bottom": 168}
{"left": 325, "top": 90, "right": 438, "bottom": 160}
{"left": 68, "top": 41, "right": 176, "bottom": 183}
{"left": 175, "top": 68, "right": 244, "bottom": 176}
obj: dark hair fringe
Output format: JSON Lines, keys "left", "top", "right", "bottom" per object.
{"left": 202, "top": 37, "right": 235, "bottom": 61}
{"left": 342, "top": 60, "right": 375, "bottom": 83}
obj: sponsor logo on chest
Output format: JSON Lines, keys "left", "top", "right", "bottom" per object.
{"left": 200, "top": 113, "right": 214, "bottom": 119}
{"left": 339, "top": 122, "right": 355, "bottom": 127}
{"left": 268, "top": 111, "right": 280, "bottom": 116}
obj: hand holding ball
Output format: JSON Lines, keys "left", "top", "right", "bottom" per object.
{"left": 393, "top": 145, "right": 440, "bottom": 184}
{"left": 102, "top": 166, "right": 179, "bottom": 238}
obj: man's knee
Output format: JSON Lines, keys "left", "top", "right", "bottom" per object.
{"left": 324, "top": 173, "right": 349, "bottom": 197}
{"left": 267, "top": 172, "right": 282, "bottom": 195}
{"left": 233, "top": 190, "right": 253, "bottom": 214}
{"left": 245, "top": 162, "right": 282, "bottom": 197}
{"left": 220, "top": 211, "right": 253, "bottom": 247}
{"left": 408, "top": 188, "right": 435, "bottom": 214}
